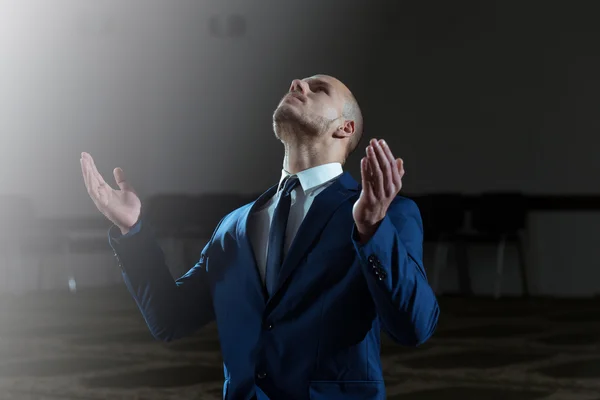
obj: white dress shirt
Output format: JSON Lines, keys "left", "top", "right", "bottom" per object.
{"left": 247, "top": 162, "right": 344, "bottom": 284}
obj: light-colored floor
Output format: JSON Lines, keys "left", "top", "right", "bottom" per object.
{"left": 0, "top": 286, "right": 600, "bottom": 399}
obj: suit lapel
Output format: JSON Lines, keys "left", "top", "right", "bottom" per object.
{"left": 236, "top": 183, "right": 279, "bottom": 304}
{"left": 270, "top": 172, "right": 360, "bottom": 299}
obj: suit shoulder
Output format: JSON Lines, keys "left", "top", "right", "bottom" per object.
{"left": 391, "top": 195, "right": 420, "bottom": 214}
{"left": 387, "top": 195, "right": 423, "bottom": 232}
{"left": 215, "top": 202, "right": 252, "bottom": 233}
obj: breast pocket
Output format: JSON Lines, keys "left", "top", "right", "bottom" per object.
{"left": 308, "top": 381, "right": 385, "bottom": 400}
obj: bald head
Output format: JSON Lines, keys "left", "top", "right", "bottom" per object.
{"left": 342, "top": 90, "right": 363, "bottom": 160}
{"left": 273, "top": 73, "right": 364, "bottom": 163}
{"left": 318, "top": 75, "right": 363, "bottom": 159}
{"left": 310, "top": 74, "right": 363, "bottom": 161}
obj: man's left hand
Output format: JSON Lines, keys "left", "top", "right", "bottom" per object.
{"left": 353, "top": 138, "right": 405, "bottom": 244}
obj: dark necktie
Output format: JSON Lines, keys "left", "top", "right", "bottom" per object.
{"left": 265, "top": 175, "right": 300, "bottom": 296}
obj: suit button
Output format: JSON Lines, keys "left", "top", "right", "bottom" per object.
{"left": 378, "top": 269, "right": 387, "bottom": 280}
{"left": 368, "top": 255, "right": 377, "bottom": 265}
{"left": 265, "top": 323, "right": 273, "bottom": 330}
{"left": 257, "top": 371, "right": 267, "bottom": 379}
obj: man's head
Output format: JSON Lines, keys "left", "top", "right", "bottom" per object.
{"left": 273, "top": 74, "right": 363, "bottom": 164}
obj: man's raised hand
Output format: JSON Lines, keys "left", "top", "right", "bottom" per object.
{"left": 80, "top": 152, "right": 141, "bottom": 234}
{"left": 352, "top": 138, "right": 405, "bottom": 243}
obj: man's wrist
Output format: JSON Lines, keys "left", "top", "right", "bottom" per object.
{"left": 355, "top": 220, "right": 382, "bottom": 244}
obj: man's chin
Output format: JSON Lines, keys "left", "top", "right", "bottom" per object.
{"left": 273, "top": 103, "right": 301, "bottom": 124}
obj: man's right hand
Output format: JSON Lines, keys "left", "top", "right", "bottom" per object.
{"left": 80, "top": 152, "right": 142, "bottom": 235}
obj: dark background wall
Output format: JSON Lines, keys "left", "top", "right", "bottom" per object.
{"left": 367, "top": 1, "right": 600, "bottom": 195}
{"left": 1, "top": 0, "right": 599, "bottom": 296}
{"left": 1, "top": 1, "right": 598, "bottom": 217}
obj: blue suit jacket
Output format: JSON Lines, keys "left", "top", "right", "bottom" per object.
{"left": 108, "top": 171, "right": 439, "bottom": 400}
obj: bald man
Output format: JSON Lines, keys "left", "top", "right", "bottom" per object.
{"left": 81, "top": 74, "right": 439, "bottom": 400}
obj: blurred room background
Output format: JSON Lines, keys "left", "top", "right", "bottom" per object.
{"left": 0, "top": 0, "right": 599, "bottom": 399}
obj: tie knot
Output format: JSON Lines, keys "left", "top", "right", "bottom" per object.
{"left": 281, "top": 175, "right": 300, "bottom": 196}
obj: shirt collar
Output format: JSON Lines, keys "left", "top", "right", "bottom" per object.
{"left": 277, "top": 162, "right": 343, "bottom": 195}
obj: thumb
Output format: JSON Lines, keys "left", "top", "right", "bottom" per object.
{"left": 113, "top": 167, "right": 135, "bottom": 192}
{"left": 396, "top": 158, "right": 404, "bottom": 174}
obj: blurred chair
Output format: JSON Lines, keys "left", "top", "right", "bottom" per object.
{"left": 143, "top": 194, "right": 196, "bottom": 275}
{"left": 187, "top": 193, "right": 254, "bottom": 237}
{"left": 0, "top": 195, "right": 68, "bottom": 294}
{"left": 413, "top": 193, "right": 469, "bottom": 295}
{"left": 467, "top": 192, "right": 529, "bottom": 299}
{"left": 144, "top": 193, "right": 253, "bottom": 275}
{"left": 183, "top": 193, "right": 255, "bottom": 265}
{"left": 61, "top": 217, "right": 115, "bottom": 289}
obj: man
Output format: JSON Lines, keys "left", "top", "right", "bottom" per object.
{"left": 80, "top": 74, "right": 439, "bottom": 400}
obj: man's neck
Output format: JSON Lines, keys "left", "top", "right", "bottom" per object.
{"left": 282, "top": 144, "right": 341, "bottom": 174}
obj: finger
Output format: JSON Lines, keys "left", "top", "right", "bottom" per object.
{"left": 360, "top": 157, "right": 368, "bottom": 189}
{"left": 366, "top": 143, "right": 384, "bottom": 198}
{"left": 82, "top": 157, "right": 97, "bottom": 188}
{"left": 360, "top": 157, "right": 374, "bottom": 198}
{"left": 80, "top": 157, "right": 90, "bottom": 188}
{"left": 397, "top": 158, "right": 405, "bottom": 178}
{"left": 85, "top": 152, "right": 107, "bottom": 186}
{"left": 379, "top": 140, "right": 402, "bottom": 188}
{"left": 363, "top": 152, "right": 374, "bottom": 179}
{"left": 81, "top": 153, "right": 98, "bottom": 189}
{"left": 82, "top": 160, "right": 101, "bottom": 207}
{"left": 114, "top": 167, "right": 135, "bottom": 193}
{"left": 372, "top": 139, "right": 393, "bottom": 196}
{"left": 83, "top": 157, "right": 102, "bottom": 199}
{"left": 81, "top": 157, "right": 99, "bottom": 201}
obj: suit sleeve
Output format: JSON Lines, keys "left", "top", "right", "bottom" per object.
{"left": 108, "top": 217, "right": 224, "bottom": 342}
{"left": 351, "top": 197, "right": 439, "bottom": 347}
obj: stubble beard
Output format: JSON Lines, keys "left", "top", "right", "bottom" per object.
{"left": 272, "top": 104, "right": 333, "bottom": 145}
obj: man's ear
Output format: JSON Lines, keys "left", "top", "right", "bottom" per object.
{"left": 333, "top": 120, "right": 355, "bottom": 139}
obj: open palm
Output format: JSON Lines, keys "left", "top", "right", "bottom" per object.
{"left": 353, "top": 139, "right": 404, "bottom": 242}
{"left": 80, "top": 152, "right": 141, "bottom": 234}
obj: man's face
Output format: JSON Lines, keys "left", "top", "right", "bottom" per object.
{"left": 273, "top": 75, "right": 347, "bottom": 138}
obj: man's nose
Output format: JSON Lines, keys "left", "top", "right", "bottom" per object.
{"left": 289, "top": 79, "right": 307, "bottom": 94}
